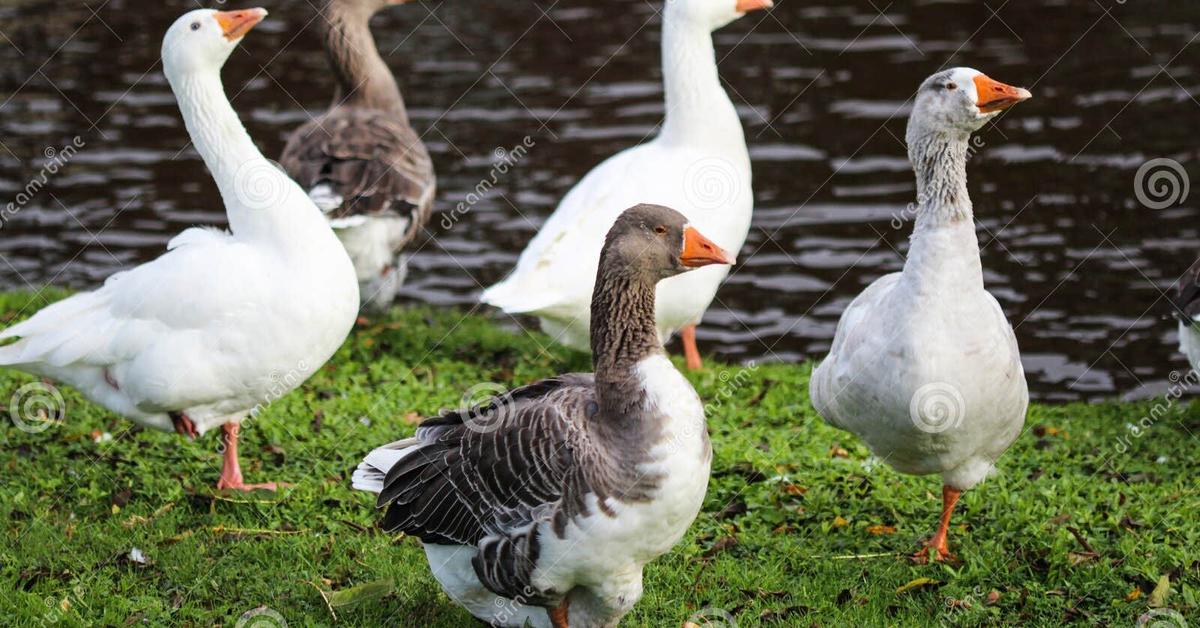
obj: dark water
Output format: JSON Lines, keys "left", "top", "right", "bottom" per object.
{"left": 0, "top": 0, "right": 1197, "bottom": 402}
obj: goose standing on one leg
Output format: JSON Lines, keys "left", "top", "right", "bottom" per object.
{"left": 280, "top": 0, "right": 435, "bottom": 311}
{"left": 810, "top": 68, "right": 1032, "bottom": 562}
{"left": 0, "top": 9, "right": 359, "bottom": 491}
{"left": 481, "top": 0, "right": 772, "bottom": 370}
{"left": 354, "top": 204, "right": 734, "bottom": 627}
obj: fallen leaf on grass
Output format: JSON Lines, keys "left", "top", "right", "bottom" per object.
{"left": 1119, "top": 516, "right": 1145, "bottom": 530}
{"left": 866, "top": 524, "right": 896, "bottom": 536}
{"left": 781, "top": 482, "right": 807, "bottom": 497}
{"left": 829, "top": 446, "right": 850, "bottom": 459}
{"left": 164, "top": 530, "right": 193, "bottom": 545}
{"left": 1068, "top": 552, "right": 1099, "bottom": 566}
{"left": 1125, "top": 588, "right": 1143, "bottom": 602}
{"left": 111, "top": 489, "right": 131, "bottom": 509}
{"left": 715, "top": 499, "right": 747, "bottom": 520}
{"left": 262, "top": 444, "right": 286, "bottom": 464}
{"left": 1149, "top": 575, "right": 1170, "bottom": 608}
{"left": 703, "top": 535, "right": 738, "bottom": 559}
{"left": 832, "top": 516, "right": 849, "bottom": 528}
{"left": 896, "top": 578, "right": 939, "bottom": 595}
{"left": 328, "top": 579, "right": 394, "bottom": 608}
{"left": 986, "top": 590, "right": 1001, "bottom": 605}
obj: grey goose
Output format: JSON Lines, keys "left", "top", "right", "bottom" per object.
{"left": 353, "top": 204, "right": 734, "bottom": 627}
{"left": 280, "top": 0, "right": 435, "bottom": 311}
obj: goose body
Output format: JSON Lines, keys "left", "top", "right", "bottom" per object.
{"left": 280, "top": 0, "right": 435, "bottom": 310}
{"left": 1173, "top": 259, "right": 1200, "bottom": 372}
{"left": 355, "top": 204, "right": 733, "bottom": 627}
{"left": 482, "top": 0, "right": 772, "bottom": 366}
{"left": 810, "top": 68, "right": 1032, "bottom": 561}
{"left": 0, "top": 9, "right": 358, "bottom": 489}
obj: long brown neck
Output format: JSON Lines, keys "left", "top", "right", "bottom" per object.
{"left": 589, "top": 262, "right": 662, "bottom": 418}
{"left": 323, "top": 2, "right": 408, "bottom": 120}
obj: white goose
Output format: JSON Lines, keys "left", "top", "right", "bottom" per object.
{"left": 0, "top": 9, "right": 358, "bottom": 491}
{"left": 481, "top": 0, "right": 771, "bottom": 370}
{"left": 810, "top": 68, "right": 1032, "bottom": 562}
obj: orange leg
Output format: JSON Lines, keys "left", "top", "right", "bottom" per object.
{"left": 912, "top": 485, "right": 961, "bottom": 564}
{"left": 547, "top": 599, "right": 569, "bottom": 628}
{"left": 681, "top": 324, "right": 703, "bottom": 370}
{"left": 216, "top": 422, "right": 279, "bottom": 491}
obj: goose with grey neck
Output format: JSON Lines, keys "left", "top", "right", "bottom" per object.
{"left": 810, "top": 68, "right": 1032, "bottom": 563}
{"left": 482, "top": 0, "right": 771, "bottom": 371}
{"left": 0, "top": 9, "right": 359, "bottom": 491}
{"left": 280, "top": 0, "right": 435, "bottom": 311}
{"left": 354, "top": 204, "right": 734, "bottom": 627}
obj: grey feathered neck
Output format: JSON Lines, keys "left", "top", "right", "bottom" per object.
{"left": 322, "top": 1, "right": 409, "bottom": 121}
{"left": 906, "top": 126, "right": 973, "bottom": 226}
{"left": 589, "top": 258, "right": 664, "bottom": 425}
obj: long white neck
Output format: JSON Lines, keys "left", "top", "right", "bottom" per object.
{"left": 659, "top": 12, "right": 744, "bottom": 148}
{"left": 903, "top": 127, "right": 982, "bottom": 290}
{"left": 168, "top": 69, "right": 327, "bottom": 248}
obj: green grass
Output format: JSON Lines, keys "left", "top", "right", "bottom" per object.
{"left": 0, "top": 289, "right": 1196, "bottom": 627}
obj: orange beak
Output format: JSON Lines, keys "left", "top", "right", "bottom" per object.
{"left": 736, "top": 0, "right": 774, "bottom": 13}
{"left": 973, "top": 74, "right": 1032, "bottom": 113}
{"left": 214, "top": 8, "right": 267, "bottom": 42}
{"left": 681, "top": 227, "right": 735, "bottom": 268}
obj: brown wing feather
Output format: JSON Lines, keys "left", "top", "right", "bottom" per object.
{"left": 280, "top": 107, "right": 434, "bottom": 249}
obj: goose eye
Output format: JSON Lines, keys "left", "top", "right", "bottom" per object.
{"left": 945, "top": 82, "right": 957, "bottom": 91}
{"left": 654, "top": 225, "right": 668, "bottom": 235}
{"left": 190, "top": 21, "right": 201, "bottom": 31}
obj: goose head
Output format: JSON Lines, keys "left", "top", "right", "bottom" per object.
{"left": 603, "top": 204, "right": 735, "bottom": 281}
{"left": 909, "top": 67, "right": 1032, "bottom": 137}
{"left": 161, "top": 8, "right": 267, "bottom": 78}
{"left": 666, "top": 0, "right": 775, "bottom": 31}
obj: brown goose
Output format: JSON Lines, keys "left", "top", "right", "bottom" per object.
{"left": 353, "top": 204, "right": 734, "bottom": 627}
{"left": 280, "top": 0, "right": 434, "bottom": 310}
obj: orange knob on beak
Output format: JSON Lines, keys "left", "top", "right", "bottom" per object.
{"left": 681, "top": 227, "right": 735, "bottom": 268}
{"left": 973, "top": 74, "right": 1032, "bottom": 113}
{"left": 214, "top": 8, "right": 268, "bottom": 41}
